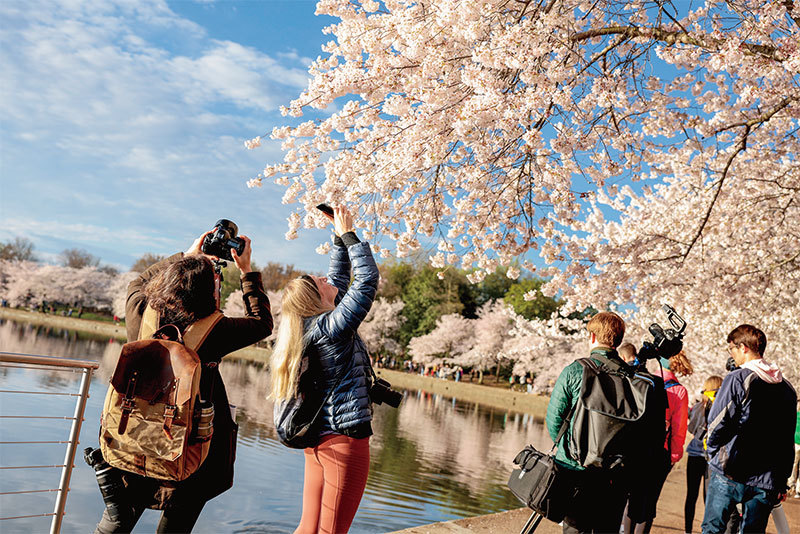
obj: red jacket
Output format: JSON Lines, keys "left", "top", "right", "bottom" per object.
{"left": 662, "top": 369, "right": 689, "bottom": 463}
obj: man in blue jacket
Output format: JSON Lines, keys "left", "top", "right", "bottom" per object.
{"left": 702, "top": 324, "right": 797, "bottom": 533}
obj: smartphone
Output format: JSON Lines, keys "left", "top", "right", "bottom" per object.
{"left": 316, "top": 203, "right": 334, "bottom": 216}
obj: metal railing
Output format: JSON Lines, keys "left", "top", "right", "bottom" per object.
{"left": 0, "top": 351, "right": 99, "bottom": 533}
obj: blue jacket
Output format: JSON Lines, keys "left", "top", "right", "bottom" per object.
{"left": 305, "top": 238, "right": 379, "bottom": 434}
{"left": 706, "top": 364, "right": 797, "bottom": 491}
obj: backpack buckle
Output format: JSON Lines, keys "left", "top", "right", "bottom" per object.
{"left": 163, "top": 404, "right": 177, "bottom": 439}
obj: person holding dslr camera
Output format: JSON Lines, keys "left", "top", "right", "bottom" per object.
{"left": 92, "top": 224, "right": 272, "bottom": 534}
{"left": 270, "top": 205, "right": 383, "bottom": 534}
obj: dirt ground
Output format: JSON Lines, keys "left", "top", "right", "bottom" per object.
{"left": 391, "top": 463, "right": 800, "bottom": 533}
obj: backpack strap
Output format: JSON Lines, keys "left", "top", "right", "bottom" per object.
{"left": 139, "top": 305, "right": 160, "bottom": 341}
{"left": 183, "top": 311, "right": 224, "bottom": 353}
{"left": 139, "top": 305, "right": 222, "bottom": 353}
{"left": 586, "top": 352, "right": 630, "bottom": 374}
{"left": 664, "top": 379, "right": 680, "bottom": 389}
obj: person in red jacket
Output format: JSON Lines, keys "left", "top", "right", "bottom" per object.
{"left": 630, "top": 350, "right": 693, "bottom": 534}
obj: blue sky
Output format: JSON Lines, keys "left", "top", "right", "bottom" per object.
{"left": 0, "top": 0, "right": 336, "bottom": 272}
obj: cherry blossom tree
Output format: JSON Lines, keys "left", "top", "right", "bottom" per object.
{"left": 1, "top": 263, "right": 114, "bottom": 309}
{"left": 453, "top": 300, "right": 514, "bottom": 381}
{"left": 249, "top": 0, "right": 799, "bottom": 387}
{"left": 503, "top": 311, "right": 588, "bottom": 394}
{"left": 0, "top": 260, "right": 39, "bottom": 305}
{"left": 224, "top": 289, "right": 283, "bottom": 345}
{"left": 358, "top": 297, "right": 406, "bottom": 355}
{"left": 408, "top": 313, "right": 474, "bottom": 368}
{"left": 109, "top": 271, "right": 139, "bottom": 319}
{"left": 222, "top": 289, "right": 245, "bottom": 317}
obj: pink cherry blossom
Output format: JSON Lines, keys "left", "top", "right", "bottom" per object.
{"left": 253, "top": 1, "right": 799, "bottom": 388}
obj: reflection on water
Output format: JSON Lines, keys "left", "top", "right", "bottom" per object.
{"left": 0, "top": 319, "right": 550, "bottom": 533}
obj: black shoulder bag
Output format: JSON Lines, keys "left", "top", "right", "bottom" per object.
{"left": 507, "top": 404, "right": 576, "bottom": 534}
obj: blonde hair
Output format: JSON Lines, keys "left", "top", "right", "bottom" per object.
{"left": 703, "top": 375, "right": 723, "bottom": 393}
{"left": 270, "top": 277, "right": 331, "bottom": 400}
{"left": 669, "top": 350, "right": 694, "bottom": 377}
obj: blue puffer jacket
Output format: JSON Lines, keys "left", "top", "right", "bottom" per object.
{"left": 706, "top": 363, "right": 797, "bottom": 491}
{"left": 305, "top": 237, "right": 379, "bottom": 434}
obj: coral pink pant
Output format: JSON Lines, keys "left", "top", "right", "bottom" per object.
{"left": 294, "top": 434, "right": 370, "bottom": 534}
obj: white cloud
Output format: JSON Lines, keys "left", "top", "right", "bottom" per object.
{"left": 169, "top": 41, "right": 310, "bottom": 111}
{"left": 0, "top": 0, "right": 318, "bottom": 269}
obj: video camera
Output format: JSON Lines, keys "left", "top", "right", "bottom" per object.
{"left": 637, "top": 304, "right": 687, "bottom": 362}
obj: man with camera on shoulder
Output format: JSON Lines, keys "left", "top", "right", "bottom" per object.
{"left": 545, "top": 311, "right": 664, "bottom": 534}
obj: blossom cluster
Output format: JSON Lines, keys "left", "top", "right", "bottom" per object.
{"left": 251, "top": 0, "right": 799, "bottom": 390}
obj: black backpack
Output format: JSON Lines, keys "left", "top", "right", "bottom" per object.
{"left": 273, "top": 344, "right": 344, "bottom": 449}
{"left": 687, "top": 399, "right": 711, "bottom": 439}
{"left": 568, "top": 355, "right": 659, "bottom": 469}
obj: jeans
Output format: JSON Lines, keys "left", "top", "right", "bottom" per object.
{"left": 701, "top": 470, "right": 778, "bottom": 534}
{"left": 788, "top": 444, "right": 800, "bottom": 494}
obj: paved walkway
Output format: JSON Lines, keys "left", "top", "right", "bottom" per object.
{"left": 391, "top": 464, "right": 800, "bottom": 533}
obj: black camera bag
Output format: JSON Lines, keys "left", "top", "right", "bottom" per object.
{"left": 507, "top": 446, "right": 574, "bottom": 522}
{"left": 507, "top": 405, "right": 575, "bottom": 524}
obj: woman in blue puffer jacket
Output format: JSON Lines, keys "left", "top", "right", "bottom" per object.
{"left": 271, "top": 205, "right": 379, "bottom": 534}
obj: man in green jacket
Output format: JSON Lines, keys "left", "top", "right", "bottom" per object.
{"left": 545, "top": 311, "right": 629, "bottom": 533}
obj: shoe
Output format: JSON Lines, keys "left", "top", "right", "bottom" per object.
{"left": 793, "top": 492, "right": 800, "bottom": 498}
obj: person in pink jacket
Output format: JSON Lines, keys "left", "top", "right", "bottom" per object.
{"left": 663, "top": 354, "right": 691, "bottom": 464}
{"left": 631, "top": 351, "right": 693, "bottom": 534}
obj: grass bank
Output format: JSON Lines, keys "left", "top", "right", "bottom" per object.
{"left": 375, "top": 367, "right": 549, "bottom": 418}
{"left": 1, "top": 308, "right": 548, "bottom": 416}
{"left": 0, "top": 307, "right": 127, "bottom": 340}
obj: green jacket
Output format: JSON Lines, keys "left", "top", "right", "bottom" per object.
{"left": 795, "top": 411, "right": 800, "bottom": 445}
{"left": 545, "top": 347, "right": 625, "bottom": 471}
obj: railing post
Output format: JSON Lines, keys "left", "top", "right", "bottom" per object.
{"left": 50, "top": 366, "right": 93, "bottom": 534}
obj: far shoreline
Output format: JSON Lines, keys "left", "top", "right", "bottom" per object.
{"left": 0, "top": 307, "right": 549, "bottom": 418}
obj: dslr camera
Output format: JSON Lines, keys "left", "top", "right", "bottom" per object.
{"left": 637, "top": 304, "right": 687, "bottom": 362}
{"left": 84, "top": 447, "right": 134, "bottom": 523}
{"left": 370, "top": 378, "right": 403, "bottom": 408}
{"left": 202, "top": 219, "right": 245, "bottom": 262}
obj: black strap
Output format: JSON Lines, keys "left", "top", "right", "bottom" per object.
{"left": 302, "top": 341, "right": 348, "bottom": 429}
{"left": 588, "top": 351, "right": 629, "bottom": 374}
{"left": 550, "top": 402, "right": 576, "bottom": 454}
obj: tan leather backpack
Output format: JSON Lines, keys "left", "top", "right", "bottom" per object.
{"left": 100, "top": 306, "right": 223, "bottom": 481}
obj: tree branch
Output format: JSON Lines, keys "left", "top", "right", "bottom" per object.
{"left": 682, "top": 126, "right": 751, "bottom": 260}
{"left": 570, "top": 25, "right": 784, "bottom": 61}
{"left": 714, "top": 96, "right": 799, "bottom": 134}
